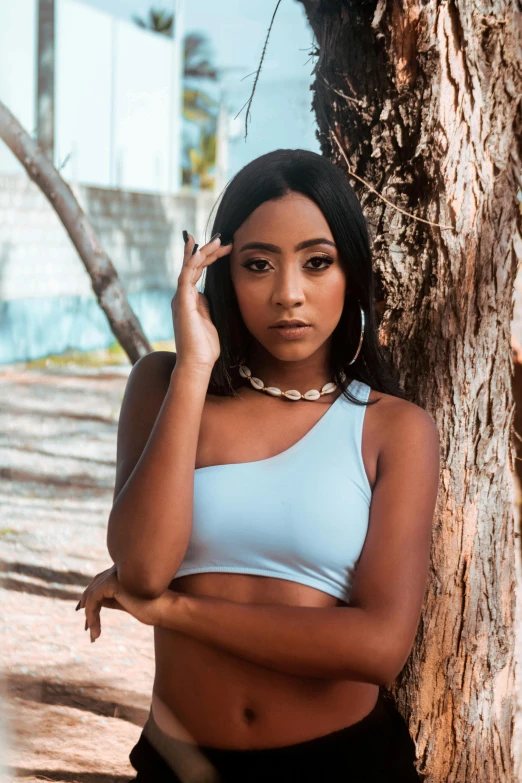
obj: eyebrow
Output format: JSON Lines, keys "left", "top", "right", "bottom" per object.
{"left": 238, "top": 238, "right": 337, "bottom": 253}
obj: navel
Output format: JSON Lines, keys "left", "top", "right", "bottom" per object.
{"left": 242, "top": 706, "right": 257, "bottom": 724}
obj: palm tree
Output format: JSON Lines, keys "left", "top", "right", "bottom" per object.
{"left": 187, "top": 127, "right": 217, "bottom": 191}
{"left": 182, "top": 33, "right": 222, "bottom": 189}
{"left": 132, "top": 7, "right": 174, "bottom": 37}
{"left": 184, "top": 33, "right": 218, "bottom": 80}
{"left": 131, "top": 14, "right": 224, "bottom": 190}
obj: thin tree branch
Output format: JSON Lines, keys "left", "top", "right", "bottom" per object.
{"left": 329, "top": 129, "right": 455, "bottom": 231}
{"left": 234, "top": 0, "right": 284, "bottom": 141}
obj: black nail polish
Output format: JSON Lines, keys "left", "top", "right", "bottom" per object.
{"left": 191, "top": 243, "right": 199, "bottom": 256}
{"left": 182, "top": 230, "right": 188, "bottom": 244}
{"left": 210, "top": 232, "right": 221, "bottom": 242}
{"left": 75, "top": 600, "right": 81, "bottom": 611}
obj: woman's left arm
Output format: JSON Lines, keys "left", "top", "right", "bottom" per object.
{"left": 83, "top": 403, "right": 440, "bottom": 684}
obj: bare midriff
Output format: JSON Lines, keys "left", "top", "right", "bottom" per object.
{"left": 150, "top": 383, "right": 384, "bottom": 751}
{"left": 151, "top": 572, "right": 380, "bottom": 750}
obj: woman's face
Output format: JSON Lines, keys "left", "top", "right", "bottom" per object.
{"left": 229, "top": 192, "right": 347, "bottom": 364}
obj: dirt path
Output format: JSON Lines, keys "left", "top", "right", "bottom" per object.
{"left": 0, "top": 363, "right": 153, "bottom": 782}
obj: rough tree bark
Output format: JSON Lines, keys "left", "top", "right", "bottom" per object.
{"left": 0, "top": 100, "right": 152, "bottom": 364}
{"left": 297, "top": 0, "right": 522, "bottom": 781}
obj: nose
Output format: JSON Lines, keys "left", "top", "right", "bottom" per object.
{"left": 271, "top": 264, "right": 305, "bottom": 309}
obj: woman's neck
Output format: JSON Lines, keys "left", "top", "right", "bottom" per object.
{"left": 244, "top": 352, "right": 335, "bottom": 393}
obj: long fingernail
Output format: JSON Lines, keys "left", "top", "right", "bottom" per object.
{"left": 182, "top": 230, "right": 188, "bottom": 244}
{"left": 190, "top": 243, "right": 199, "bottom": 257}
{"left": 75, "top": 600, "right": 81, "bottom": 611}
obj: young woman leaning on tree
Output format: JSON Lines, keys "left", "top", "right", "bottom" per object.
{"left": 76, "top": 149, "right": 439, "bottom": 783}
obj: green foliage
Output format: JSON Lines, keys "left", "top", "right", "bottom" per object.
{"left": 24, "top": 340, "right": 176, "bottom": 368}
{"left": 183, "top": 88, "right": 218, "bottom": 124}
{"left": 184, "top": 33, "right": 218, "bottom": 80}
{"left": 132, "top": 7, "right": 174, "bottom": 37}
{"left": 187, "top": 127, "right": 216, "bottom": 190}
{"left": 0, "top": 527, "right": 18, "bottom": 537}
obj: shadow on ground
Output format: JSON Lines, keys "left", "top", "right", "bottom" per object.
{"left": 0, "top": 560, "right": 92, "bottom": 600}
{"left": 8, "top": 672, "right": 150, "bottom": 727}
{"left": 13, "top": 769, "right": 131, "bottom": 782}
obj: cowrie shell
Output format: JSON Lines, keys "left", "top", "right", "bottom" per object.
{"left": 239, "top": 365, "right": 251, "bottom": 378}
{"left": 250, "top": 377, "right": 264, "bottom": 390}
{"left": 303, "top": 389, "right": 321, "bottom": 400}
{"left": 266, "top": 387, "right": 282, "bottom": 396}
{"left": 283, "top": 389, "right": 302, "bottom": 400}
{"left": 321, "top": 382, "right": 337, "bottom": 394}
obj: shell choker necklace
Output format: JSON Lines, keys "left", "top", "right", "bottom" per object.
{"left": 238, "top": 363, "right": 347, "bottom": 402}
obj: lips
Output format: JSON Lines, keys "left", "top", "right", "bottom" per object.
{"left": 270, "top": 322, "right": 310, "bottom": 328}
{"left": 272, "top": 324, "right": 311, "bottom": 340}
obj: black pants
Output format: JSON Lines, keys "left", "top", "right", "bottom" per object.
{"left": 129, "top": 688, "right": 425, "bottom": 783}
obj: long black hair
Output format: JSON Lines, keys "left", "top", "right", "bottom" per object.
{"left": 201, "top": 148, "right": 405, "bottom": 407}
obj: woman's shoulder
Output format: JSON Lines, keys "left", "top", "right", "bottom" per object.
{"left": 369, "top": 386, "right": 438, "bottom": 452}
{"left": 122, "top": 351, "right": 177, "bottom": 418}
{"left": 134, "top": 349, "right": 177, "bottom": 375}
{"left": 365, "top": 383, "right": 428, "bottom": 416}
{"left": 363, "top": 385, "right": 436, "bottom": 455}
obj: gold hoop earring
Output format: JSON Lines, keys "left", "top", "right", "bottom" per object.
{"left": 347, "top": 301, "right": 365, "bottom": 365}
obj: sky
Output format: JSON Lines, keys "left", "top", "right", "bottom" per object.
{"left": 80, "top": 0, "right": 318, "bottom": 82}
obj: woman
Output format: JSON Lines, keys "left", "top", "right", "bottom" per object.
{"left": 77, "top": 149, "right": 440, "bottom": 783}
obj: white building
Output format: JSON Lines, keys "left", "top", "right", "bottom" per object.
{"left": 0, "top": 0, "right": 185, "bottom": 193}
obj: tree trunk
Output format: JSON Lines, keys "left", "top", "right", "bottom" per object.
{"left": 297, "top": 1, "right": 522, "bottom": 780}
{"left": 0, "top": 100, "right": 153, "bottom": 364}
{"left": 37, "top": 0, "right": 55, "bottom": 162}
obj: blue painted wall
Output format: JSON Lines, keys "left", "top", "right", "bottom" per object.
{"left": 1, "top": 289, "right": 175, "bottom": 364}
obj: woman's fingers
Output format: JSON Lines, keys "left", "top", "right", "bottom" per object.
{"left": 77, "top": 566, "right": 115, "bottom": 610}
{"left": 178, "top": 239, "right": 232, "bottom": 291}
{"left": 182, "top": 233, "right": 232, "bottom": 272}
{"left": 89, "top": 609, "right": 101, "bottom": 642}
{"left": 85, "top": 592, "right": 103, "bottom": 642}
{"left": 83, "top": 574, "right": 120, "bottom": 641}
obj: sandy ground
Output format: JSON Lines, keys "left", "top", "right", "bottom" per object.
{"left": 0, "top": 360, "right": 521, "bottom": 782}
{"left": 0, "top": 363, "right": 152, "bottom": 782}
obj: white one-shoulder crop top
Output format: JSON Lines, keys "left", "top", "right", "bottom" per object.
{"left": 174, "top": 379, "right": 372, "bottom": 603}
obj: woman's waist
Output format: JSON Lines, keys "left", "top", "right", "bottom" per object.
{"left": 152, "top": 628, "right": 379, "bottom": 749}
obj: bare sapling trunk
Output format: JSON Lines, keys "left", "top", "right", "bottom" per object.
{"left": 0, "top": 100, "right": 153, "bottom": 364}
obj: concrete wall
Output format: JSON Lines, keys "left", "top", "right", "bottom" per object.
{"left": 0, "top": 173, "right": 216, "bottom": 364}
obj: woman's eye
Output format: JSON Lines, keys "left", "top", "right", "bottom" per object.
{"left": 243, "top": 260, "right": 271, "bottom": 272}
{"left": 242, "top": 256, "right": 333, "bottom": 273}
{"left": 305, "top": 256, "right": 334, "bottom": 270}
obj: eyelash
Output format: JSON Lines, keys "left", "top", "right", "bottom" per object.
{"left": 241, "top": 256, "right": 334, "bottom": 273}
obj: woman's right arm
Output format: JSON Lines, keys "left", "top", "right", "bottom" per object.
{"left": 107, "top": 229, "right": 233, "bottom": 599}
{"left": 106, "top": 354, "right": 212, "bottom": 599}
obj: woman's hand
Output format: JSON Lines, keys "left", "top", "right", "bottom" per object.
{"left": 172, "top": 231, "right": 233, "bottom": 372}
{"left": 76, "top": 565, "right": 175, "bottom": 642}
